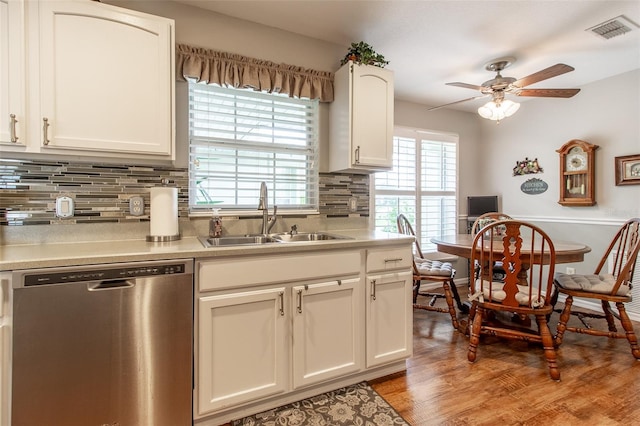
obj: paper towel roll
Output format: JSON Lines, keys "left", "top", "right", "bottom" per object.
{"left": 149, "top": 187, "right": 179, "bottom": 237}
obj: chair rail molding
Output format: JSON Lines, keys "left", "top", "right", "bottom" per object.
{"left": 515, "top": 215, "right": 630, "bottom": 227}
{"left": 460, "top": 214, "right": 630, "bottom": 227}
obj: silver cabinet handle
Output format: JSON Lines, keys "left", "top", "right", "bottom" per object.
{"left": 355, "top": 146, "right": 360, "bottom": 164}
{"left": 9, "top": 114, "right": 18, "bottom": 143}
{"left": 384, "top": 258, "right": 403, "bottom": 263}
{"left": 371, "top": 279, "right": 377, "bottom": 301}
{"left": 297, "top": 289, "right": 303, "bottom": 314}
{"left": 278, "top": 292, "right": 285, "bottom": 316}
{"left": 42, "top": 117, "right": 50, "bottom": 146}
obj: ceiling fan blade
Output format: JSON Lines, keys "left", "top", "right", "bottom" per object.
{"left": 427, "top": 95, "right": 488, "bottom": 111}
{"left": 515, "top": 88, "right": 581, "bottom": 98}
{"left": 511, "top": 64, "right": 575, "bottom": 88}
{"left": 446, "top": 82, "right": 486, "bottom": 91}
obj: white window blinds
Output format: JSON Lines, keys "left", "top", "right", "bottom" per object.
{"left": 374, "top": 128, "right": 458, "bottom": 252}
{"left": 188, "top": 83, "right": 319, "bottom": 213}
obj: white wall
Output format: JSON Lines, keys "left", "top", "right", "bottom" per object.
{"left": 480, "top": 69, "right": 640, "bottom": 223}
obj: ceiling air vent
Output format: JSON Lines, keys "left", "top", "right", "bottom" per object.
{"left": 587, "top": 15, "right": 639, "bottom": 40}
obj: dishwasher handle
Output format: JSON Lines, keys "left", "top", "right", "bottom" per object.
{"left": 87, "top": 279, "right": 135, "bottom": 291}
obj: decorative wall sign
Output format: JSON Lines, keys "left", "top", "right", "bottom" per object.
{"left": 513, "top": 157, "right": 543, "bottom": 176}
{"left": 615, "top": 154, "right": 640, "bottom": 186}
{"left": 520, "top": 178, "right": 548, "bottom": 195}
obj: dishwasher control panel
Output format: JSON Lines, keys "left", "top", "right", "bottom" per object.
{"left": 20, "top": 261, "right": 191, "bottom": 287}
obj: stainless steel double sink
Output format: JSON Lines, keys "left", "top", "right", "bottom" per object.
{"left": 198, "top": 232, "right": 351, "bottom": 248}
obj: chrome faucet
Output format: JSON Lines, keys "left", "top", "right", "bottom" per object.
{"left": 258, "top": 182, "right": 277, "bottom": 234}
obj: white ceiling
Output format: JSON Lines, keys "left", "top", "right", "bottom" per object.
{"left": 173, "top": 0, "right": 640, "bottom": 112}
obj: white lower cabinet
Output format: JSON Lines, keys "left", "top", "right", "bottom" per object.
{"left": 195, "top": 250, "right": 363, "bottom": 419}
{"left": 366, "top": 271, "right": 413, "bottom": 367}
{"left": 365, "top": 246, "right": 413, "bottom": 368}
{"left": 292, "top": 278, "right": 362, "bottom": 389}
{"left": 197, "top": 287, "right": 289, "bottom": 415}
{"left": 197, "top": 278, "right": 363, "bottom": 416}
{"left": 195, "top": 244, "right": 412, "bottom": 424}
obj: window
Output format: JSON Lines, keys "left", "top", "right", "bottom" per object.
{"left": 374, "top": 127, "right": 458, "bottom": 252}
{"left": 188, "top": 82, "right": 319, "bottom": 214}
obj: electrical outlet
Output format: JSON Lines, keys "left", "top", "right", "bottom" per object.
{"left": 349, "top": 197, "right": 358, "bottom": 212}
{"left": 129, "top": 196, "right": 145, "bottom": 216}
{"left": 55, "top": 196, "right": 74, "bottom": 218}
{"left": 566, "top": 267, "right": 576, "bottom": 274}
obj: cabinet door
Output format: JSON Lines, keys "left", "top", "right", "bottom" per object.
{"left": 351, "top": 64, "right": 394, "bottom": 168}
{"left": 38, "top": 0, "right": 173, "bottom": 157}
{"left": 0, "top": 324, "right": 5, "bottom": 426}
{"left": 0, "top": 0, "right": 25, "bottom": 147}
{"left": 197, "top": 288, "right": 288, "bottom": 416}
{"left": 366, "top": 271, "right": 413, "bottom": 367}
{"left": 0, "top": 275, "right": 9, "bottom": 426}
{"left": 292, "top": 278, "right": 363, "bottom": 389}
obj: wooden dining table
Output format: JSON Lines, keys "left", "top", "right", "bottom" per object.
{"left": 431, "top": 233, "right": 591, "bottom": 329}
{"left": 431, "top": 234, "right": 591, "bottom": 265}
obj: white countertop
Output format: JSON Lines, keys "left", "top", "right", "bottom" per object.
{"left": 0, "top": 229, "right": 413, "bottom": 271}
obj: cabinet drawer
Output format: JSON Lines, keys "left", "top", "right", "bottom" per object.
{"left": 366, "top": 246, "right": 412, "bottom": 273}
{"left": 198, "top": 250, "right": 361, "bottom": 292}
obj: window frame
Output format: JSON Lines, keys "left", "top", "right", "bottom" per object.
{"left": 373, "top": 126, "right": 459, "bottom": 252}
{"left": 187, "top": 82, "right": 320, "bottom": 217}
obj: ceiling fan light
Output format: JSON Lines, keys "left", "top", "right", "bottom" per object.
{"left": 478, "top": 101, "right": 503, "bottom": 120}
{"left": 477, "top": 100, "right": 520, "bottom": 121}
{"left": 501, "top": 99, "right": 520, "bottom": 117}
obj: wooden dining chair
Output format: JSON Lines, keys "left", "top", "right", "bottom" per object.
{"left": 470, "top": 212, "right": 513, "bottom": 235}
{"left": 396, "top": 214, "right": 462, "bottom": 331}
{"left": 552, "top": 218, "right": 640, "bottom": 359}
{"left": 470, "top": 212, "right": 513, "bottom": 283}
{"left": 467, "top": 220, "right": 560, "bottom": 380}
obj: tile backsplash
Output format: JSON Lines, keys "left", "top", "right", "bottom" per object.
{"left": 0, "top": 158, "right": 369, "bottom": 226}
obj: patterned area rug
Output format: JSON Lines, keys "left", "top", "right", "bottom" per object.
{"left": 231, "top": 381, "right": 409, "bottom": 426}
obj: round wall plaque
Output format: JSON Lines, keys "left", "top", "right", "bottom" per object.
{"left": 521, "top": 178, "right": 548, "bottom": 195}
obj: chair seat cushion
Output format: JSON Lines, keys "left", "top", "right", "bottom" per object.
{"left": 415, "top": 258, "right": 453, "bottom": 276}
{"left": 554, "top": 272, "right": 629, "bottom": 296}
{"left": 474, "top": 280, "right": 545, "bottom": 308}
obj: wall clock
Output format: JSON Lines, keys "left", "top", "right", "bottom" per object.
{"left": 557, "top": 139, "right": 599, "bottom": 206}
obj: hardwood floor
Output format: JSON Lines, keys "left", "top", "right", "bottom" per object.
{"left": 370, "top": 292, "right": 640, "bottom": 425}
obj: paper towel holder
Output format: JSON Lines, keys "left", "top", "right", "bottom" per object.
{"left": 146, "top": 179, "right": 181, "bottom": 242}
{"left": 146, "top": 234, "right": 181, "bottom": 242}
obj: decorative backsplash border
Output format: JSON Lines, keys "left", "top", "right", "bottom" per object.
{"left": 0, "top": 159, "right": 369, "bottom": 226}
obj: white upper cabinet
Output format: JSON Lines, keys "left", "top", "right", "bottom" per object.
{"left": 329, "top": 61, "right": 394, "bottom": 172}
{"left": 0, "top": 0, "right": 26, "bottom": 147}
{"left": 0, "top": 0, "right": 175, "bottom": 161}
{"left": 37, "top": 0, "right": 174, "bottom": 158}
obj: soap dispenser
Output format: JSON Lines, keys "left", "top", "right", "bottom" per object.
{"left": 209, "top": 208, "right": 222, "bottom": 238}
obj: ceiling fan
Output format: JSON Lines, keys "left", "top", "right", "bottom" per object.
{"left": 429, "top": 57, "right": 580, "bottom": 120}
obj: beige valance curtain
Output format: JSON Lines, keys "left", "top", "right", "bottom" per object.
{"left": 176, "top": 44, "right": 334, "bottom": 102}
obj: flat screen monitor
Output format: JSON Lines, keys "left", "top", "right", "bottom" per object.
{"left": 467, "top": 196, "right": 498, "bottom": 219}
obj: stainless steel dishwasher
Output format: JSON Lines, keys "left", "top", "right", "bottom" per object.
{"left": 11, "top": 259, "right": 194, "bottom": 426}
